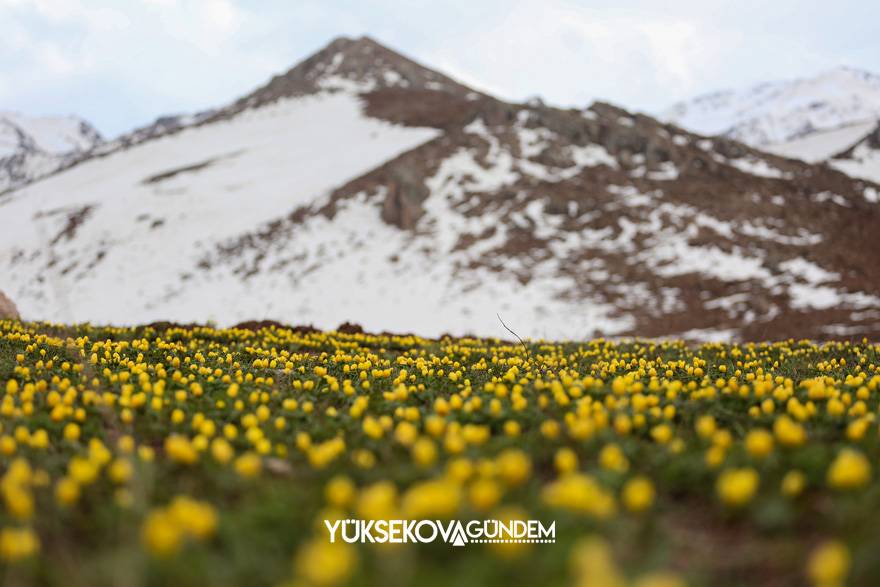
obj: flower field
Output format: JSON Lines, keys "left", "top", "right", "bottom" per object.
{"left": 1, "top": 319, "right": 879, "bottom": 586}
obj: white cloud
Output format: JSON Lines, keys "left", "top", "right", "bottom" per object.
{"left": 203, "top": 0, "right": 238, "bottom": 34}
{"left": 4, "top": 0, "right": 129, "bottom": 29}
{"left": 141, "top": 0, "right": 250, "bottom": 56}
{"left": 420, "top": 0, "right": 725, "bottom": 110}
{"left": 0, "top": 0, "right": 877, "bottom": 135}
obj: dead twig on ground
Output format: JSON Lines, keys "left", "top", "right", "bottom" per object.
{"left": 497, "top": 313, "right": 556, "bottom": 379}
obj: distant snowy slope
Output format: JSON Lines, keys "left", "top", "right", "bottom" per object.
{"left": 765, "top": 120, "right": 876, "bottom": 163}
{"left": 829, "top": 123, "right": 880, "bottom": 184}
{"left": 663, "top": 67, "right": 880, "bottom": 185}
{"left": 0, "top": 112, "right": 101, "bottom": 157}
{"left": 662, "top": 67, "right": 880, "bottom": 146}
{"left": 0, "top": 91, "right": 438, "bottom": 324}
{"left": 0, "top": 111, "right": 102, "bottom": 193}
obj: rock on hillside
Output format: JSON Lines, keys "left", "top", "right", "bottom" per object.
{"left": 0, "top": 290, "right": 19, "bottom": 320}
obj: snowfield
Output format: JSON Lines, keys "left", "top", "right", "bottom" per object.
{"left": 0, "top": 92, "right": 439, "bottom": 327}
{"left": 664, "top": 67, "right": 880, "bottom": 188}
{"left": 829, "top": 140, "right": 880, "bottom": 183}
{"left": 765, "top": 120, "right": 877, "bottom": 163}
{"left": 662, "top": 67, "right": 880, "bottom": 146}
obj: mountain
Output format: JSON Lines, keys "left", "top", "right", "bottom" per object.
{"left": 1, "top": 36, "right": 879, "bottom": 341}
{"left": 91, "top": 36, "right": 476, "bottom": 154}
{"left": 662, "top": 67, "right": 880, "bottom": 146}
{"left": 663, "top": 67, "right": 880, "bottom": 185}
{"left": 0, "top": 111, "right": 103, "bottom": 193}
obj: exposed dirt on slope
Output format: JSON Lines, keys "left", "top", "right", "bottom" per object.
{"left": 197, "top": 78, "right": 880, "bottom": 341}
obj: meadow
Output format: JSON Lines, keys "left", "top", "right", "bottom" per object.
{"left": 0, "top": 318, "right": 878, "bottom": 586}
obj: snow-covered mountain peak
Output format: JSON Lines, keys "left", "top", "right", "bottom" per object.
{"left": 0, "top": 112, "right": 101, "bottom": 158}
{"left": 662, "top": 66, "right": 880, "bottom": 146}
{"left": 815, "top": 65, "right": 880, "bottom": 86}
{"left": 96, "top": 36, "right": 481, "bottom": 155}
{"left": 0, "top": 112, "right": 103, "bottom": 193}
{"left": 224, "top": 36, "right": 478, "bottom": 117}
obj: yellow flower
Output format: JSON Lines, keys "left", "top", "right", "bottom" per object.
{"left": 210, "top": 437, "right": 234, "bottom": 464}
{"left": 355, "top": 481, "right": 398, "bottom": 521}
{"left": 362, "top": 416, "right": 384, "bottom": 439}
{"left": 351, "top": 449, "right": 376, "bottom": 469}
{"left": 393, "top": 421, "right": 418, "bottom": 446}
{"left": 3, "top": 459, "right": 32, "bottom": 485}
{"left": 845, "top": 418, "right": 870, "bottom": 441}
{"left": 468, "top": 477, "right": 502, "bottom": 512}
{"left": 599, "top": 443, "right": 629, "bottom": 473}
{"left": 705, "top": 445, "right": 726, "bottom": 469}
{"left": 773, "top": 416, "right": 806, "bottom": 447}
{"left": 446, "top": 457, "right": 473, "bottom": 483}
{"left": 108, "top": 459, "right": 133, "bottom": 484}
{"left": 138, "top": 446, "right": 155, "bottom": 462}
{"left": 55, "top": 477, "right": 80, "bottom": 505}
{"left": 411, "top": 437, "right": 437, "bottom": 468}
{"left": 695, "top": 414, "right": 716, "bottom": 439}
{"left": 0, "top": 436, "right": 16, "bottom": 456}
{"left": 622, "top": 476, "right": 655, "bottom": 513}
{"left": 541, "top": 419, "right": 561, "bottom": 439}
{"left": 167, "top": 496, "right": 218, "bottom": 540}
{"left": 827, "top": 448, "right": 871, "bottom": 490}
{"left": 2, "top": 484, "right": 33, "bottom": 520}
{"left": 165, "top": 435, "right": 199, "bottom": 465}
{"left": 744, "top": 429, "right": 774, "bottom": 459}
{"left": 325, "top": 476, "right": 356, "bottom": 508}
{"left": 142, "top": 510, "right": 183, "bottom": 557}
{"left": 554, "top": 447, "right": 579, "bottom": 475}
{"left": 89, "top": 439, "right": 113, "bottom": 467}
{"left": 716, "top": 468, "right": 759, "bottom": 507}
{"left": 234, "top": 452, "right": 262, "bottom": 478}
{"left": 307, "top": 438, "right": 346, "bottom": 469}
{"left": 781, "top": 470, "right": 807, "bottom": 498}
{"left": 807, "top": 540, "right": 850, "bottom": 587}
{"left": 63, "top": 423, "right": 81, "bottom": 442}
{"left": 543, "top": 474, "right": 616, "bottom": 518}
{"left": 503, "top": 420, "right": 521, "bottom": 437}
{"left": 294, "top": 539, "right": 357, "bottom": 586}
{"left": 68, "top": 456, "right": 99, "bottom": 485}
{"left": 401, "top": 478, "right": 461, "bottom": 518}
{"left": 569, "top": 535, "right": 626, "bottom": 587}
{"left": 650, "top": 424, "right": 673, "bottom": 445}
{"left": 116, "top": 435, "right": 134, "bottom": 454}
{"left": 28, "top": 430, "right": 49, "bottom": 450}
{"left": 424, "top": 415, "right": 446, "bottom": 437}
{"left": 0, "top": 526, "right": 39, "bottom": 561}
{"left": 495, "top": 449, "right": 531, "bottom": 487}
{"left": 142, "top": 496, "right": 217, "bottom": 557}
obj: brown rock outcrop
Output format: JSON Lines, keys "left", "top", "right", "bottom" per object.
{"left": 0, "top": 291, "right": 19, "bottom": 320}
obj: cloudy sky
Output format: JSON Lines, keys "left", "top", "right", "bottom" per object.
{"left": 2, "top": 0, "right": 878, "bottom": 137}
